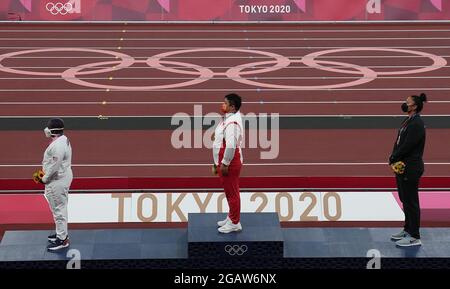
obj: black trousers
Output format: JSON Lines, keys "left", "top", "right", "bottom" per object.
{"left": 395, "top": 169, "right": 423, "bottom": 239}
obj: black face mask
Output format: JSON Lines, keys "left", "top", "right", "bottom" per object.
{"left": 401, "top": 103, "right": 409, "bottom": 112}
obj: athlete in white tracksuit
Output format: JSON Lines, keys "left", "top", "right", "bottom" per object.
{"left": 41, "top": 118, "right": 73, "bottom": 250}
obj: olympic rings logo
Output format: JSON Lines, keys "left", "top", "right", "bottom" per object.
{"left": 224, "top": 244, "right": 248, "bottom": 256}
{"left": 0, "top": 47, "right": 446, "bottom": 91}
{"left": 45, "top": 2, "right": 73, "bottom": 15}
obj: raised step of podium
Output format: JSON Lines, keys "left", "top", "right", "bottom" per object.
{"left": 187, "top": 213, "right": 284, "bottom": 259}
{"left": 2, "top": 219, "right": 450, "bottom": 268}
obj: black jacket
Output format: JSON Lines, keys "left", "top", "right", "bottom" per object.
{"left": 389, "top": 114, "right": 426, "bottom": 169}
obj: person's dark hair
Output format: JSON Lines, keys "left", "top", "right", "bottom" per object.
{"left": 47, "top": 118, "right": 64, "bottom": 135}
{"left": 224, "top": 93, "right": 242, "bottom": 111}
{"left": 411, "top": 93, "right": 427, "bottom": 113}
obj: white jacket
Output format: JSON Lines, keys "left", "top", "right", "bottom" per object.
{"left": 42, "top": 135, "right": 72, "bottom": 184}
{"left": 213, "top": 111, "right": 244, "bottom": 166}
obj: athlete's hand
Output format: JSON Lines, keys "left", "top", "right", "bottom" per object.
{"left": 221, "top": 164, "right": 229, "bottom": 176}
{"left": 212, "top": 164, "right": 218, "bottom": 176}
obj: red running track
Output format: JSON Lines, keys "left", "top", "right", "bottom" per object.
{"left": 0, "top": 23, "right": 449, "bottom": 180}
{"left": 1, "top": 129, "right": 450, "bottom": 179}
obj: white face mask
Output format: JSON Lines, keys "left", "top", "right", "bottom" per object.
{"left": 44, "top": 127, "right": 63, "bottom": 138}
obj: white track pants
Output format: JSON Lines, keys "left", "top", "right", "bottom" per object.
{"left": 44, "top": 173, "right": 72, "bottom": 240}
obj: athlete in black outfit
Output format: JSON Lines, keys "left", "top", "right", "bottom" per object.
{"left": 389, "top": 93, "right": 427, "bottom": 247}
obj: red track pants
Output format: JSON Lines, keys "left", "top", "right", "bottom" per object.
{"left": 218, "top": 148, "right": 242, "bottom": 224}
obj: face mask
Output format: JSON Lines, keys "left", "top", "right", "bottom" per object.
{"left": 44, "top": 127, "right": 52, "bottom": 138}
{"left": 44, "top": 127, "right": 63, "bottom": 138}
{"left": 401, "top": 103, "right": 409, "bottom": 113}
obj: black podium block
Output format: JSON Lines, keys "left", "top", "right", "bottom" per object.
{"left": 187, "top": 213, "right": 283, "bottom": 259}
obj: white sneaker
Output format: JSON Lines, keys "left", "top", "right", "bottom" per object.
{"left": 395, "top": 236, "right": 422, "bottom": 247}
{"left": 217, "top": 216, "right": 231, "bottom": 227}
{"left": 391, "top": 230, "right": 408, "bottom": 241}
{"left": 218, "top": 222, "right": 242, "bottom": 233}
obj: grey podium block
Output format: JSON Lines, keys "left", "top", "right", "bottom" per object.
{"left": 0, "top": 229, "right": 187, "bottom": 262}
{"left": 187, "top": 213, "right": 284, "bottom": 258}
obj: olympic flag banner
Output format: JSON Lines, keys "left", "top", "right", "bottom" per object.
{"left": 0, "top": 0, "right": 449, "bottom": 21}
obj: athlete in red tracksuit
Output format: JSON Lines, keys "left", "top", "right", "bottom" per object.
{"left": 213, "top": 94, "right": 244, "bottom": 233}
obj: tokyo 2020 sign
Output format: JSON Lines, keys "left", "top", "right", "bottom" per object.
{"left": 1, "top": 0, "right": 449, "bottom": 21}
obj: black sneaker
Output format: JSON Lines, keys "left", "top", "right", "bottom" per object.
{"left": 47, "top": 237, "right": 70, "bottom": 252}
{"left": 48, "top": 233, "right": 57, "bottom": 243}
